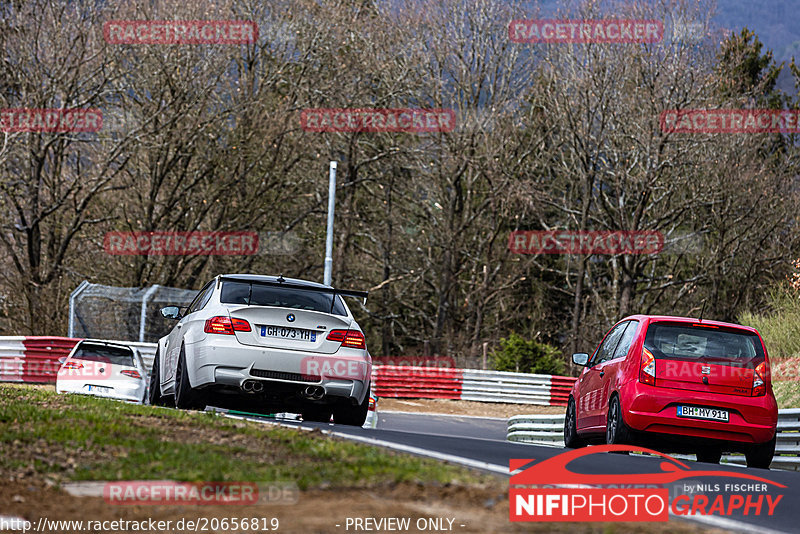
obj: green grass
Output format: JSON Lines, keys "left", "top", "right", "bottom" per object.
{"left": 737, "top": 285, "right": 800, "bottom": 408}
{"left": 738, "top": 284, "right": 800, "bottom": 361}
{"left": 772, "top": 380, "right": 800, "bottom": 409}
{"left": 0, "top": 384, "right": 485, "bottom": 489}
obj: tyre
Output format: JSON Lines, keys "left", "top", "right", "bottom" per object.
{"left": 174, "top": 345, "right": 206, "bottom": 410}
{"left": 333, "top": 390, "right": 370, "bottom": 427}
{"left": 606, "top": 395, "right": 632, "bottom": 445}
{"left": 746, "top": 436, "right": 776, "bottom": 469}
{"left": 301, "top": 406, "right": 332, "bottom": 423}
{"left": 564, "top": 397, "right": 586, "bottom": 448}
{"left": 696, "top": 447, "right": 722, "bottom": 464}
{"left": 148, "top": 349, "right": 169, "bottom": 406}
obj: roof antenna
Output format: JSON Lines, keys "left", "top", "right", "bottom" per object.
{"left": 698, "top": 299, "right": 706, "bottom": 323}
{"left": 277, "top": 274, "right": 285, "bottom": 283}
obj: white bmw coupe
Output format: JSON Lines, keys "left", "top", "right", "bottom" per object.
{"left": 149, "top": 274, "right": 372, "bottom": 426}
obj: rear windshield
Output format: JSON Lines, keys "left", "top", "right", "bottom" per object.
{"left": 73, "top": 344, "right": 135, "bottom": 366}
{"left": 220, "top": 281, "right": 348, "bottom": 316}
{"left": 643, "top": 323, "right": 764, "bottom": 366}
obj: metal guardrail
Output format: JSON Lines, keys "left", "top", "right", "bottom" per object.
{"left": 0, "top": 336, "right": 27, "bottom": 382}
{"left": 461, "top": 369, "right": 574, "bottom": 405}
{"left": 507, "top": 409, "right": 800, "bottom": 471}
{"left": 0, "top": 336, "right": 578, "bottom": 406}
{"left": 507, "top": 414, "right": 566, "bottom": 447}
{"left": 373, "top": 367, "right": 577, "bottom": 406}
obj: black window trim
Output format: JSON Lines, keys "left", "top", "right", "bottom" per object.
{"left": 591, "top": 320, "right": 630, "bottom": 366}
{"left": 187, "top": 280, "right": 215, "bottom": 315}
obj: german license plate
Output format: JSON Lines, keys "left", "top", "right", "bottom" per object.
{"left": 260, "top": 325, "right": 316, "bottom": 342}
{"left": 86, "top": 384, "right": 111, "bottom": 394}
{"left": 677, "top": 405, "right": 729, "bottom": 422}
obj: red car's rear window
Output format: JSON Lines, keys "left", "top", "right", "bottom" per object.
{"left": 643, "top": 323, "right": 764, "bottom": 366}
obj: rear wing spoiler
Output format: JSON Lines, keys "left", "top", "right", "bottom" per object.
{"left": 218, "top": 276, "right": 368, "bottom": 305}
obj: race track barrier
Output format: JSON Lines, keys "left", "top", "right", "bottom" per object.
{"left": 372, "top": 365, "right": 463, "bottom": 399}
{"left": 0, "top": 336, "right": 156, "bottom": 383}
{"left": 0, "top": 336, "right": 27, "bottom": 382}
{"left": 372, "top": 367, "right": 575, "bottom": 405}
{"left": 507, "top": 409, "right": 800, "bottom": 471}
{"left": 0, "top": 336, "right": 575, "bottom": 405}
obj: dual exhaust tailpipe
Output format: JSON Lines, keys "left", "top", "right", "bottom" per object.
{"left": 242, "top": 381, "right": 323, "bottom": 400}
{"left": 242, "top": 380, "right": 264, "bottom": 393}
{"left": 302, "top": 385, "right": 325, "bottom": 400}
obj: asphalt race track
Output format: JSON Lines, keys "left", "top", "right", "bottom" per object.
{"left": 222, "top": 409, "right": 800, "bottom": 534}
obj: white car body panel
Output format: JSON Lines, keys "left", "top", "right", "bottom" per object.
{"left": 156, "top": 275, "right": 372, "bottom": 411}
{"left": 56, "top": 340, "right": 147, "bottom": 404}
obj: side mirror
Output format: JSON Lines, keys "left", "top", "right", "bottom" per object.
{"left": 572, "top": 353, "right": 590, "bottom": 366}
{"left": 160, "top": 305, "right": 182, "bottom": 320}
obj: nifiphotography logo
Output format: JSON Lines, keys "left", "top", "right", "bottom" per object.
{"left": 510, "top": 445, "right": 785, "bottom": 522}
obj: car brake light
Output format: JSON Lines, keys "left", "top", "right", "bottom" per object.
{"left": 204, "top": 316, "right": 252, "bottom": 334}
{"left": 62, "top": 361, "right": 83, "bottom": 369}
{"left": 326, "top": 329, "right": 366, "bottom": 349}
{"left": 640, "top": 348, "right": 656, "bottom": 385}
{"left": 121, "top": 370, "right": 141, "bottom": 379}
{"left": 753, "top": 361, "right": 767, "bottom": 396}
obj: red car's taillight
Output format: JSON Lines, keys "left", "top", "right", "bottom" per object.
{"left": 326, "top": 329, "right": 366, "bottom": 349}
{"left": 204, "top": 316, "right": 252, "bottom": 335}
{"left": 121, "top": 370, "right": 141, "bottom": 379}
{"left": 639, "top": 348, "right": 656, "bottom": 385}
{"left": 752, "top": 361, "right": 767, "bottom": 396}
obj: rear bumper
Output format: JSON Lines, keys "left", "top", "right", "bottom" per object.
{"left": 620, "top": 379, "right": 777, "bottom": 445}
{"left": 56, "top": 379, "right": 146, "bottom": 404}
{"left": 186, "top": 336, "right": 370, "bottom": 403}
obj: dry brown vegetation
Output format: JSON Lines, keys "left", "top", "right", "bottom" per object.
{"left": 0, "top": 0, "right": 799, "bottom": 369}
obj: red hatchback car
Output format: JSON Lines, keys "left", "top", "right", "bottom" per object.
{"left": 565, "top": 315, "right": 778, "bottom": 468}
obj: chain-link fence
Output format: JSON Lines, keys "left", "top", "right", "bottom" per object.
{"left": 68, "top": 281, "right": 198, "bottom": 342}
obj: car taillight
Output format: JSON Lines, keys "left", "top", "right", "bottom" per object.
{"left": 121, "top": 370, "right": 141, "bottom": 379}
{"left": 62, "top": 361, "right": 83, "bottom": 369}
{"left": 640, "top": 348, "right": 656, "bottom": 385}
{"left": 753, "top": 361, "right": 767, "bottom": 396}
{"left": 204, "top": 316, "right": 252, "bottom": 334}
{"left": 326, "top": 329, "right": 366, "bottom": 349}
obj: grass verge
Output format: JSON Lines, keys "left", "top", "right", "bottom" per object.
{"left": 0, "top": 384, "right": 484, "bottom": 488}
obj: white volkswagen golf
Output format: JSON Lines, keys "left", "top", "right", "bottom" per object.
{"left": 149, "top": 274, "right": 372, "bottom": 426}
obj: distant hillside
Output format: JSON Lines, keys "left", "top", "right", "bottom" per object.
{"left": 715, "top": 0, "right": 800, "bottom": 65}
{"left": 519, "top": 0, "right": 799, "bottom": 93}
{"left": 714, "top": 1, "right": 799, "bottom": 94}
